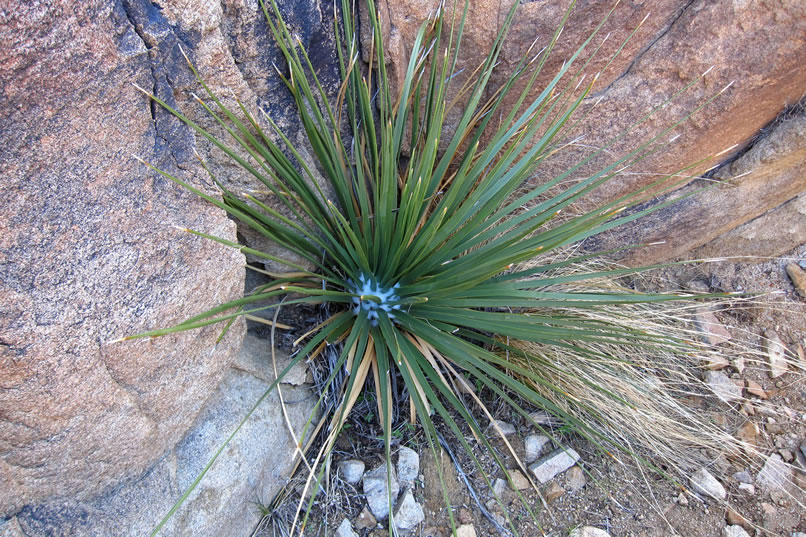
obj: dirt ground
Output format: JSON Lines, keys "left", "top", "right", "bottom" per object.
{"left": 253, "top": 244, "right": 806, "bottom": 537}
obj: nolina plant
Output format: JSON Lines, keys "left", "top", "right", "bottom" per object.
{"left": 125, "top": 0, "right": 751, "bottom": 534}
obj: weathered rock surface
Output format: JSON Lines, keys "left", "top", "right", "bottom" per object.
{"left": 12, "top": 335, "right": 317, "bottom": 537}
{"left": 1, "top": 0, "right": 338, "bottom": 526}
{"left": 372, "top": 0, "right": 806, "bottom": 265}
{"left": 618, "top": 103, "right": 806, "bottom": 265}
{"left": 0, "top": 0, "right": 247, "bottom": 516}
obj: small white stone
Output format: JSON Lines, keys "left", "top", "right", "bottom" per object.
{"left": 336, "top": 518, "right": 359, "bottom": 537}
{"left": 738, "top": 483, "right": 755, "bottom": 494}
{"left": 529, "top": 448, "right": 580, "bottom": 484}
{"left": 490, "top": 420, "right": 516, "bottom": 436}
{"left": 455, "top": 524, "right": 477, "bottom": 537}
{"left": 765, "top": 330, "right": 789, "bottom": 378}
{"left": 705, "top": 371, "right": 743, "bottom": 403}
{"left": 397, "top": 446, "right": 419, "bottom": 484}
{"left": 569, "top": 526, "right": 611, "bottom": 537}
{"left": 756, "top": 453, "right": 792, "bottom": 494}
{"left": 393, "top": 489, "right": 424, "bottom": 530}
{"left": 523, "top": 434, "right": 551, "bottom": 462}
{"left": 363, "top": 464, "right": 400, "bottom": 520}
{"left": 732, "top": 470, "right": 753, "bottom": 484}
{"left": 338, "top": 459, "right": 365, "bottom": 485}
{"left": 492, "top": 478, "right": 507, "bottom": 497}
{"left": 723, "top": 525, "right": 751, "bottom": 537}
{"left": 689, "top": 467, "right": 726, "bottom": 500}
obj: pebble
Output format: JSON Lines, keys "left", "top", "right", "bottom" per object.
{"left": 696, "top": 310, "right": 732, "bottom": 345}
{"left": 393, "top": 489, "right": 425, "bottom": 530}
{"left": 455, "top": 524, "right": 477, "bottom": 537}
{"left": 689, "top": 467, "right": 727, "bottom": 500}
{"left": 397, "top": 446, "right": 419, "bottom": 485}
{"left": 792, "top": 533, "right": 806, "bottom": 537}
{"left": 458, "top": 508, "right": 473, "bottom": 525}
{"left": 336, "top": 518, "right": 359, "bottom": 537}
{"left": 363, "top": 464, "right": 400, "bottom": 520}
{"left": 528, "top": 411, "right": 556, "bottom": 426}
{"left": 756, "top": 453, "right": 792, "bottom": 494}
{"left": 507, "top": 469, "right": 531, "bottom": 490}
{"left": 738, "top": 483, "right": 755, "bottom": 494}
{"left": 785, "top": 262, "right": 806, "bottom": 298}
{"left": 570, "top": 526, "right": 611, "bottom": 537}
{"left": 736, "top": 421, "right": 759, "bottom": 445}
{"left": 523, "top": 434, "right": 552, "bottom": 462}
{"left": 490, "top": 420, "right": 516, "bottom": 436}
{"left": 723, "top": 525, "right": 751, "bottom": 537}
{"left": 676, "top": 492, "right": 689, "bottom": 506}
{"left": 745, "top": 380, "right": 768, "bottom": 399}
{"left": 565, "top": 465, "right": 587, "bottom": 492}
{"left": 705, "top": 371, "right": 743, "bottom": 403}
{"left": 764, "top": 330, "right": 789, "bottom": 378}
{"left": 529, "top": 448, "right": 581, "bottom": 484}
{"left": 726, "top": 508, "right": 751, "bottom": 530}
{"left": 338, "top": 459, "right": 366, "bottom": 485}
{"left": 492, "top": 477, "right": 507, "bottom": 497}
{"left": 796, "top": 441, "right": 806, "bottom": 472}
{"left": 354, "top": 507, "right": 377, "bottom": 530}
{"left": 732, "top": 470, "right": 753, "bottom": 484}
{"left": 544, "top": 481, "right": 565, "bottom": 503}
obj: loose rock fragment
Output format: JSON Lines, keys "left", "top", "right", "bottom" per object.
{"left": 696, "top": 310, "right": 733, "bottom": 345}
{"left": 354, "top": 507, "right": 377, "bottom": 531}
{"left": 723, "top": 525, "right": 751, "bottom": 537}
{"left": 764, "top": 330, "right": 789, "bottom": 378}
{"left": 507, "top": 470, "right": 531, "bottom": 490}
{"left": 544, "top": 481, "right": 565, "bottom": 503}
{"left": 492, "top": 478, "right": 507, "bottom": 497}
{"left": 732, "top": 470, "right": 753, "bottom": 484}
{"left": 363, "top": 465, "right": 400, "bottom": 520}
{"left": 756, "top": 453, "right": 792, "bottom": 494}
{"left": 523, "top": 434, "right": 551, "bottom": 462}
{"left": 725, "top": 508, "right": 751, "bottom": 530}
{"left": 529, "top": 448, "right": 580, "bottom": 484}
{"left": 689, "top": 467, "right": 727, "bottom": 500}
{"left": 786, "top": 262, "right": 806, "bottom": 298}
{"left": 336, "top": 518, "right": 359, "bottom": 537}
{"left": 745, "top": 380, "right": 768, "bottom": 399}
{"left": 565, "top": 465, "right": 587, "bottom": 492}
{"left": 394, "top": 489, "right": 425, "bottom": 530}
{"left": 570, "top": 526, "right": 611, "bottom": 537}
{"left": 338, "top": 459, "right": 366, "bottom": 485}
{"left": 397, "top": 446, "right": 420, "bottom": 485}
{"left": 736, "top": 421, "right": 759, "bottom": 446}
{"left": 490, "top": 420, "right": 516, "bottom": 436}
{"left": 705, "top": 371, "right": 743, "bottom": 403}
{"left": 455, "top": 524, "right": 477, "bottom": 537}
